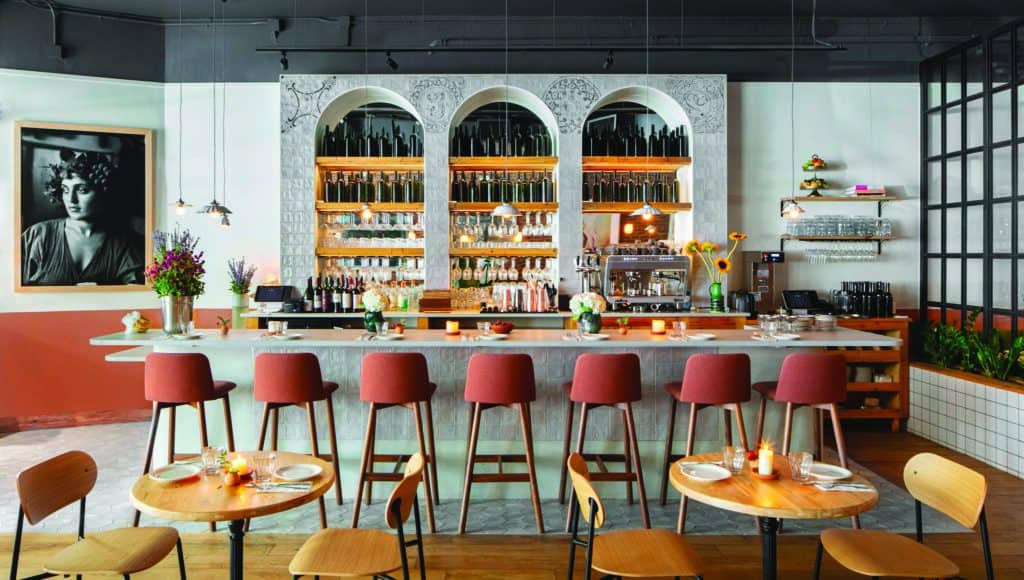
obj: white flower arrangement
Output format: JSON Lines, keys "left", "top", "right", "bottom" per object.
{"left": 569, "top": 292, "right": 607, "bottom": 319}
{"left": 361, "top": 288, "right": 387, "bottom": 313}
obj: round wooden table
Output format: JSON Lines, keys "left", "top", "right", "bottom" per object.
{"left": 670, "top": 453, "right": 877, "bottom": 580}
{"left": 131, "top": 451, "right": 335, "bottom": 580}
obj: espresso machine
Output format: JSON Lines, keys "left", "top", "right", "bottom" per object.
{"left": 736, "top": 251, "right": 787, "bottom": 315}
{"left": 601, "top": 254, "right": 691, "bottom": 312}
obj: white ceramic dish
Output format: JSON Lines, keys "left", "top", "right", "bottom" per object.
{"left": 148, "top": 463, "right": 201, "bottom": 483}
{"left": 686, "top": 333, "right": 716, "bottom": 341}
{"left": 170, "top": 333, "right": 201, "bottom": 341}
{"left": 374, "top": 334, "right": 405, "bottom": 341}
{"left": 581, "top": 333, "right": 610, "bottom": 341}
{"left": 678, "top": 463, "right": 731, "bottom": 482}
{"left": 274, "top": 464, "right": 323, "bottom": 481}
{"left": 810, "top": 463, "right": 853, "bottom": 481}
{"left": 270, "top": 333, "right": 302, "bottom": 340}
{"left": 772, "top": 333, "right": 801, "bottom": 341}
{"left": 476, "top": 333, "right": 508, "bottom": 341}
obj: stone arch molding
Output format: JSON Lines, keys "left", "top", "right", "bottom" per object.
{"left": 407, "top": 77, "right": 464, "bottom": 133}
{"left": 448, "top": 85, "right": 560, "bottom": 148}
{"left": 542, "top": 77, "right": 601, "bottom": 134}
{"left": 666, "top": 76, "right": 725, "bottom": 134}
{"left": 586, "top": 85, "right": 693, "bottom": 132}
{"left": 317, "top": 86, "right": 423, "bottom": 128}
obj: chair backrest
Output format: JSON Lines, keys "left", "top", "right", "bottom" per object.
{"left": 360, "top": 352, "right": 433, "bottom": 404}
{"left": 385, "top": 453, "right": 425, "bottom": 529}
{"left": 679, "top": 353, "right": 752, "bottom": 405}
{"left": 16, "top": 451, "right": 97, "bottom": 525}
{"left": 774, "top": 352, "right": 848, "bottom": 405}
{"left": 464, "top": 353, "right": 536, "bottom": 404}
{"left": 569, "top": 353, "right": 642, "bottom": 404}
{"left": 567, "top": 453, "right": 605, "bottom": 529}
{"left": 144, "top": 352, "right": 217, "bottom": 403}
{"left": 904, "top": 452, "right": 987, "bottom": 529}
{"left": 253, "top": 352, "right": 326, "bottom": 403}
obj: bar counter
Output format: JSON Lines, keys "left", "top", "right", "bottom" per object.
{"left": 90, "top": 327, "right": 900, "bottom": 500}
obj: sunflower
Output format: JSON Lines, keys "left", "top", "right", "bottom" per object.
{"left": 701, "top": 241, "right": 719, "bottom": 253}
{"left": 684, "top": 240, "right": 702, "bottom": 255}
{"left": 715, "top": 257, "right": 731, "bottom": 274}
{"left": 729, "top": 232, "right": 747, "bottom": 241}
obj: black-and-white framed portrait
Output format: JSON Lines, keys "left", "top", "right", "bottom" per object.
{"left": 14, "top": 121, "right": 153, "bottom": 292}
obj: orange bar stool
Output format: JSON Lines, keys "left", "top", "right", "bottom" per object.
{"left": 352, "top": 352, "right": 439, "bottom": 533}
{"left": 558, "top": 353, "right": 650, "bottom": 530}
{"left": 135, "top": 352, "right": 236, "bottom": 528}
{"left": 458, "top": 353, "right": 544, "bottom": 534}
{"left": 253, "top": 352, "right": 343, "bottom": 530}
{"left": 660, "top": 353, "right": 751, "bottom": 533}
{"left": 753, "top": 352, "right": 858, "bottom": 527}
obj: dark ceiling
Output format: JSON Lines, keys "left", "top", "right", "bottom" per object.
{"left": 30, "top": 0, "right": 1024, "bottom": 19}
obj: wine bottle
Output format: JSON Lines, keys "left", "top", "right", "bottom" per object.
{"left": 304, "top": 277, "right": 314, "bottom": 312}
{"left": 313, "top": 275, "right": 323, "bottom": 312}
{"left": 339, "top": 277, "right": 351, "bottom": 312}
{"left": 331, "top": 277, "right": 342, "bottom": 313}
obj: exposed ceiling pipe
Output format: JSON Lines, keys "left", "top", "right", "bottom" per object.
{"left": 255, "top": 43, "right": 846, "bottom": 54}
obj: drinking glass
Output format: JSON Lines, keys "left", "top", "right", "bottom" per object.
{"left": 201, "top": 446, "right": 224, "bottom": 475}
{"left": 788, "top": 451, "right": 813, "bottom": 481}
{"left": 723, "top": 446, "right": 746, "bottom": 475}
{"left": 375, "top": 321, "right": 389, "bottom": 336}
{"left": 476, "top": 321, "right": 491, "bottom": 336}
{"left": 251, "top": 451, "right": 277, "bottom": 485}
{"left": 672, "top": 320, "right": 687, "bottom": 339}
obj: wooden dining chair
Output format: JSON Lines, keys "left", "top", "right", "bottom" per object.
{"left": 289, "top": 453, "right": 427, "bottom": 580}
{"left": 10, "top": 450, "right": 186, "bottom": 580}
{"left": 566, "top": 453, "right": 705, "bottom": 580}
{"left": 814, "top": 452, "right": 993, "bottom": 580}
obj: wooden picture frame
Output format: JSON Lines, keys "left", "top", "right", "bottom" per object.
{"left": 14, "top": 121, "right": 154, "bottom": 292}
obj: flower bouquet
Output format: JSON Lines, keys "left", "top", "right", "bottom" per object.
{"left": 227, "top": 257, "right": 257, "bottom": 296}
{"left": 570, "top": 292, "right": 607, "bottom": 334}
{"left": 685, "top": 232, "right": 746, "bottom": 312}
{"left": 147, "top": 229, "right": 205, "bottom": 334}
{"left": 361, "top": 287, "right": 387, "bottom": 331}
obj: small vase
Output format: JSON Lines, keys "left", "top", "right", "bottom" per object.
{"left": 578, "top": 312, "right": 602, "bottom": 334}
{"left": 708, "top": 282, "right": 725, "bottom": 313}
{"left": 364, "top": 310, "right": 385, "bottom": 332}
{"left": 230, "top": 293, "right": 247, "bottom": 329}
{"left": 161, "top": 295, "right": 195, "bottom": 335}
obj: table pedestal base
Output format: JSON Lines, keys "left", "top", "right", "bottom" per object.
{"left": 229, "top": 519, "right": 245, "bottom": 580}
{"left": 759, "top": 516, "right": 780, "bottom": 580}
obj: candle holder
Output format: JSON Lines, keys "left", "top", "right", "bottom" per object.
{"left": 445, "top": 320, "right": 460, "bottom": 335}
{"left": 755, "top": 441, "right": 778, "bottom": 479}
{"left": 651, "top": 319, "right": 666, "bottom": 335}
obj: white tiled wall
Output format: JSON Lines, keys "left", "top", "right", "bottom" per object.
{"left": 909, "top": 365, "right": 1024, "bottom": 478}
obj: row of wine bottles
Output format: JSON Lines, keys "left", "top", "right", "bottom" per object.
{"left": 582, "top": 171, "right": 680, "bottom": 204}
{"left": 582, "top": 124, "right": 689, "bottom": 157}
{"left": 450, "top": 171, "right": 555, "bottom": 203}
{"left": 322, "top": 171, "right": 425, "bottom": 204}
{"left": 450, "top": 125, "right": 554, "bottom": 157}
{"left": 318, "top": 119, "right": 423, "bottom": 157}
{"left": 303, "top": 275, "right": 371, "bottom": 313}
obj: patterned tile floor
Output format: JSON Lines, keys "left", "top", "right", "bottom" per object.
{"left": 0, "top": 423, "right": 964, "bottom": 536}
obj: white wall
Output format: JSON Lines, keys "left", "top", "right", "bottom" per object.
{"left": 728, "top": 82, "right": 921, "bottom": 308}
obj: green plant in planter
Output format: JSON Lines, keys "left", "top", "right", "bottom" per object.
{"left": 921, "top": 322, "right": 969, "bottom": 369}
{"left": 965, "top": 329, "right": 1024, "bottom": 381}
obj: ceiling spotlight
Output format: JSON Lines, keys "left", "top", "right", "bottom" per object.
{"left": 385, "top": 51, "right": 398, "bottom": 71}
{"left": 279, "top": 50, "right": 289, "bottom": 71}
{"left": 629, "top": 201, "right": 663, "bottom": 221}
{"left": 603, "top": 50, "right": 614, "bottom": 70}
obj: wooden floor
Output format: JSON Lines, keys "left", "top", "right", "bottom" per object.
{"left": 3, "top": 428, "right": 1023, "bottom": 579}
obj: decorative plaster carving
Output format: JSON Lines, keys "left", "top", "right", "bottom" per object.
{"left": 281, "top": 77, "right": 337, "bottom": 133}
{"left": 408, "top": 77, "right": 464, "bottom": 133}
{"left": 668, "top": 76, "right": 725, "bottom": 134}
{"left": 542, "top": 77, "right": 600, "bottom": 134}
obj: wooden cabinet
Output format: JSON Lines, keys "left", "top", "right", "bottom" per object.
{"left": 827, "top": 318, "right": 910, "bottom": 431}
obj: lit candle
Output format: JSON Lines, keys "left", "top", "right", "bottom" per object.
{"left": 757, "top": 441, "right": 774, "bottom": 476}
{"left": 651, "top": 320, "right": 666, "bottom": 335}
{"left": 230, "top": 454, "right": 250, "bottom": 476}
{"left": 446, "top": 320, "right": 460, "bottom": 335}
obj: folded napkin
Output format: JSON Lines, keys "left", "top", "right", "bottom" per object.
{"left": 250, "top": 482, "right": 313, "bottom": 493}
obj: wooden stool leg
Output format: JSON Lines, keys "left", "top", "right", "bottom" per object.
{"left": 256, "top": 404, "right": 271, "bottom": 451}
{"left": 817, "top": 409, "right": 826, "bottom": 461}
{"left": 270, "top": 408, "right": 279, "bottom": 451}
{"left": 677, "top": 402, "right": 698, "bottom": 534}
{"left": 660, "top": 397, "right": 678, "bottom": 506}
{"left": 622, "top": 411, "right": 634, "bottom": 505}
{"left": 134, "top": 402, "right": 162, "bottom": 527}
{"left": 782, "top": 403, "right": 794, "bottom": 455}
{"left": 324, "top": 397, "right": 343, "bottom": 505}
{"left": 723, "top": 407, "right": 733, "bottom": 447}
{"left": 624, "top": 403, "right": 650, "bottom": 529}
{"left": 306, "top": 402, "right": 327, "bottom": 529}
{"left": 458, "top": 403, "right": 482, "bottom": 534}
{"left": 197, "top": 402, "right": 209, "bottom": 449}
{"left": 366, "top": 411, "right": 376, "bottom": 506}
{"left": 352, "top": 404, "right": 377, "bottom": 528}
{"left": 167, "top": 406, "right": 176, "bottom": 464}
{"left": 412, "top": 402, "right": 437, "bottom": 533}
{"left": 222, "top": 397, "right": 236, "bottom": 452}
{"left": 558, "top": 399, "right": 576, "bottom": 505}
{"left": 755, "top": 396, "right": 767, "bottom": 447}
{"left": 733, "top": 404, "right": 750, "bottom": 451}
{"left": 827, "top": 403, "right": 859, "bottom": 529}
{"left": 564, "top": 403, "right": 591, "bottom": 532}
{"left": 520, "top": 403, "right": 544, "bottom": 534}
{"left": 424, "top": 399, "right": 441, "bottom": 505}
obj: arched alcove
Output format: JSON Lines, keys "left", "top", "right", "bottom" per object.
{"left": 449, "top": 86, "right": 559, "bottom": 153}
{"left": 317, "top": 87, "right": 422, "bottom": 157}
{"left": 587, "top": 86, "right": 691, "bottom": 131}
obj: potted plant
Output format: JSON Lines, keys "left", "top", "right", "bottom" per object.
{"left": 360, "top": 287, "right": 387, "bottom": 332}
{"left": 570, "top": 292, "right": 607, "bottom": 334}
{"left": 227, "top": 257, "right": 257, "bottom": 329}
{"left": 617, "top": 317, "right": 630, "bottom": 335}
{"left": 217, "top": 316, "right": 231, "bottom": 337}
{"left": 146, "top": 229, "right": 205, "bottom": 335}
{"left": 684, "top": 232, "right": 746, "bottom": 313}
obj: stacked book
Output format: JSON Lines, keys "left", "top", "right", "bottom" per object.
{"left": 843, "top": 185, "right": 887, "bottom": 197}
{"left": 418, "top": 290, "right": 452, "bottom": 312}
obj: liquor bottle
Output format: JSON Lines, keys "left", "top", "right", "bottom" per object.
{"left": 341, "top": 277, "right": 353, "bottom": 312}
{"left": 375, "top": 172, "right": 387, "bottom": 203}
{"left": 392, "top": 123, "right": 404, "bottom": 157}
{"left": 331, "top": 277, "right": 342, "bottom": 313}
{"left": 541, "top": 172, "right": 553, "bottom": 203}
{"left": 304, "top": 277, "right": 314, "bottom": 312}
{"left": 354, "top": 276, "right": 365, "bottom": 311}
{"left": 313, "top": 275, "right": 323, "bottom": 312}
{"left": 649, "top": 124, "right": 659, "bottom": 157}
{"left": 410, "top": 125, "right": 421, "bottom": 157}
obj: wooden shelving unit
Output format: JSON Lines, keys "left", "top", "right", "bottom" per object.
{"left": 449, "top": 202, "right": 558, "bottom": 212}
{"left": 781, "top": 235, "right": 894, "bottom": 242}
{"left": 781, "top": 196, "right": 897, "bottom": 204}
{"left": 449, "top": 156, "right": 557, "bottom": 171}
{"left": 582, "top": 201, "right": 692, "bottom": 214}
{"left": 316, "top": 247, "right": 424, "bottom": 258}
{"left": 316, "top": 202, "right": 424, "bottom": 212}
{"left": 315, "top": 156, "right": 424, "bottom": 170}
{"left": 449, "top": 248, "right": 557, "bottom": 258}
{"left": 582, "top": 156, "right": 691, "bottom": 171}
{"left": 830, "top": 317, "right": 911, "bottom": 431}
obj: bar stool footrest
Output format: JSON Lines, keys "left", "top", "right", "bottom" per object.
{"left": 471, "top": 473, "right": 531, "bottom": 483}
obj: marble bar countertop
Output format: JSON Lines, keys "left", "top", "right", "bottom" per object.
{"left": 240, "top": 309, "right": 750, "bottom": 319}
{"left": 91, "top": 327, "right": 900, "bottom": 350}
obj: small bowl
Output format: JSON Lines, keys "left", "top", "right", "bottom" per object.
{"left": 491, "top": 321, "right": 515, "bottom": 335}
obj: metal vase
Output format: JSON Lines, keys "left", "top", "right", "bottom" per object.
{"left": 161, "top": 295, "right": 195, "bottom": 335}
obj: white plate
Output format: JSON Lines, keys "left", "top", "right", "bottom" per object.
{"left": 686, "top": 333, "right": 716, "bottom": 341}
{"left": 810, "top": 463, "right": 853, "bottom": 481}
{"left": 170, "top": 333, "right": 201, "bottom": 341}
{"left": 270, "top": 333, "right": 302, "bottom": 340}
{"left": 374, "top": 334, "right": 405, "bottom": 341}
{"left": 772, "top": 333, "right": 801, "bottom": 341}
{"left": 476, "top": 333, "right": 508, "bottom": 341}
{"left": 678, "top": 463, "right": 731, "bottom": 482}
{"left": 581, "top": 333, "right": 610, "bottom": 341}
{"left": 148, "top": 463, "right": 200, "bottom": 483}
{"left": 274, "top": 464, "right": 323, "bottom": 481}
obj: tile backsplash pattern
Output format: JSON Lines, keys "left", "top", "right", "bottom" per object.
{"left": 909, "top": 365, "right": 1024, "bottom": 477}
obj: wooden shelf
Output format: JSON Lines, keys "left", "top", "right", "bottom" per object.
{"left": 316, "top": 247, "right": 424, "bottom": 257}
{"left": 449, "top": 202, "right": 558, "bottom": 212}
{"left": 847, "top": 382, "right": 903, "bottom": 392}
{"left": 582, "top": 156, "right": 692, "bottom": 171}
{"left": 827, "top": 348, "right": 901, "bottom": 363}
{"left": 782, "top": 196, "right": 897, "bottom": 203}
{"left": 583, "top": 201, "right": 692, "bottom": 214}
{"left": 837, "top": 408, "right": 901, "bottom": 420}
{"left": 316, "top": 157, "right": 424, "bottom": 170}
{"left": 449, "top": 156, "right": 558, "bottom": 171}
{"left": 781, "top": 235, "right": 894, "bottom": 242}
{"left": 316, "top": 202, "right": 424, "bottom": 212}
{"left": 449, "top": 248, "right": 557, "bottom": 258}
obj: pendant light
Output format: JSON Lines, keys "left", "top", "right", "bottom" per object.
{"left": 168, "top": 0, "right": 192, "bottom": 216}
{"left": 199, "top": 0, "right": 221, "bottom": 219}
{"left": 632, "top": 0, "right": 662, "bottom": 223}
{"left": 359, "top": 0, "right": 374, "bottom": 220}
{"left": 218, "top": 0, "right": 232, "bottom": 227}
{"left": 491, "top": 0, "right": 520, "bottom": 219}
{"left": 783, "top": 0, "right": 803, "bottom": 220}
